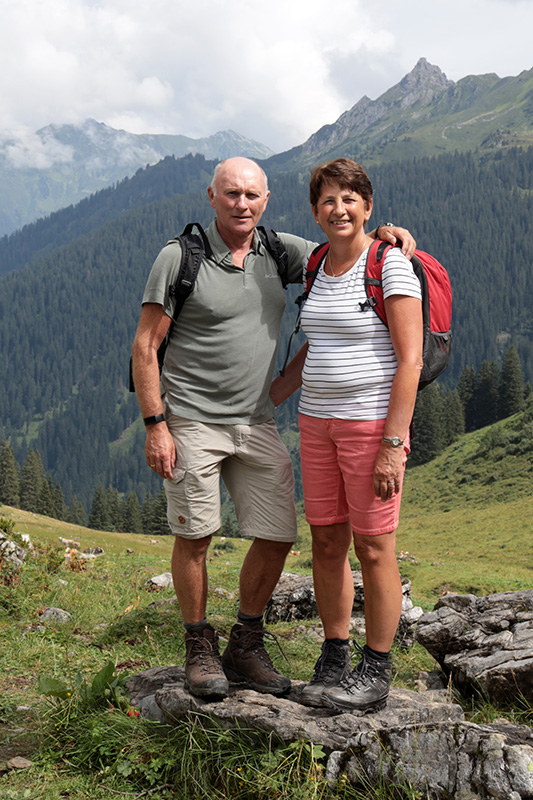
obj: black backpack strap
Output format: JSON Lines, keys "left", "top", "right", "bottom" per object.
{"left": 129, "top": 223, "right": 208, "bottom": 392}
{"left": 257, "top": 226, "right": 289, "bottom": 288}
{"left": 278, "top": 242, "right": 329, "bottom": 377}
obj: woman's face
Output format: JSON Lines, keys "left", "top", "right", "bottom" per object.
{"left": 312, "top": 181, "right": 372, "bottom": 241}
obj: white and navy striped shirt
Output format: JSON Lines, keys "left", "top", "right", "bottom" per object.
{"left": 299, "top": 246, "right": 422, "bottom": 420}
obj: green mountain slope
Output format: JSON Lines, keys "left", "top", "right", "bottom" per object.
{"left": 265, "top": 60, "right": 533, "bottom": 172}
{"left": 1, "top": 147, "right": 532, "bottom": 509}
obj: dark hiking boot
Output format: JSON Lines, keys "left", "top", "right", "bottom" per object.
{"left": 300, "top": 639, "right": 351, "bottom": 707}
{"left": 322, "top": 646, "right": 392, "bottom": 715}
{"left": 184, "top": 625, "right": 229, "bottom": 698}
{"left": 221, "top": 621, "right": 291, "bottom": 696}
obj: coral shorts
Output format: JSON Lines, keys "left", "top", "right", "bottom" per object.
{"left": 298, "top": 414, "right": 410, "bottom": 536}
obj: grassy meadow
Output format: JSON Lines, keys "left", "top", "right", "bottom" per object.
{"left": 1, "top": 408, "right": 532, "bottom": 798}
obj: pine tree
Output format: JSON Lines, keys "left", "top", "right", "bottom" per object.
{"left": 36, "top": 476, "right": 56, "bottom": 518}
{"left": 122, "top": 492, "right": 143, "bottom": 534}
{"left": 442, "top": 388, "right": 465, "bottom": 446}
{"left": 53, "top": 482, "right": 67, "bottom": 521}
{"left": 142, "top": 491, "right": 155, "bottom": 537}
{"left": 106, "top": 486, "right": 122, "bottom": 532}
{"left": 499, "top": 345, "right": 524, "bottom": 419}
{"left": 88, "top": 484, "right": 110, "bottom": 530}
{"left": 0, "top": 439, "right": 20, "bottom": 507}
{"left": 457, "top": 366, "right": 477, "bottom": 431}
{"left": 474, "top": 360, "right": 499, "bottom": 429}
{"left": 67, "top": 495, "right": 87, "bottom": 527}
{"left": 19, "top": 450, "right": 45, "bottom": 512}
{"left": 152, "top": 489, "right": 171, "bottom": 536}
{"left": 410, "top": 385, "right": 445, "bottom": 465}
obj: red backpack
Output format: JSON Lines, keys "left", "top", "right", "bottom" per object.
{"left": 283, "top": 239, "right": 452, "bottom": 390}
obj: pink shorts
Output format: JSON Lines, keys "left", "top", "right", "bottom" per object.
{"left": 298, "top": 414, "right": 410, "bottom": 536}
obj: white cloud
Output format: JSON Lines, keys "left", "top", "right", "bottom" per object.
{"left": 0, "top": 0, "right": 531, "bottom": 153}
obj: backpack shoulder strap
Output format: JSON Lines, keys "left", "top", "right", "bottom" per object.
{"left": 363, "top": 239, "right": 395, "bottom": 327}
{"left": 167, "top": 222, "right": 211, "bottom": 323}
{"left": 278, "top": 242, "right": 329, "bottom": 377}
{"left": 256, "top": 226, "right": 289, "bottom": 288}
{"left": 304, "top": 242, "right": 330, "bottom": 298}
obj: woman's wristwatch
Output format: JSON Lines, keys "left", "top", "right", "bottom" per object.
{"left": 382, "top": 435, "right": 404, "bottom": 448}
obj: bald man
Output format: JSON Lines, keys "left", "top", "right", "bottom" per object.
{"left": 132, "top": 157, "right": 413, "bottom": 700}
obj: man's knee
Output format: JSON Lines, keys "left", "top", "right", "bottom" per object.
{"left": 172, "top": 533, "right": 213, "bottom": 561}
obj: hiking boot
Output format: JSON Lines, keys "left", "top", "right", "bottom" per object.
{"left": 300, "top": 640, "right": 351, "bottom": 707}
{"left": 322, "top": 646, "right": 392, "bottom": 715}
{"left": 184, "top": 625, "right": 229, "bottom": 698}
{"left": 221, "top": 621, "right": 291, "bottom": 696}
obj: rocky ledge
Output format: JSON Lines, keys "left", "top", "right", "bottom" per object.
{"left": 127, "top": 667, "right": 533, "bottom": 800}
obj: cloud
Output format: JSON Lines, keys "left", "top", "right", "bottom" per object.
{"left": 0, "top": 0, "right": 531, "bottom": 153}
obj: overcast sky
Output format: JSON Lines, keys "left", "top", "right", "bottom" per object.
{"left": 1, "top": 0, "right": 531, "bottom": 156}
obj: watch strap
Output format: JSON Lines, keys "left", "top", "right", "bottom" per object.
{"left": 143, "top": 413, "right": 166, "bottom": 427}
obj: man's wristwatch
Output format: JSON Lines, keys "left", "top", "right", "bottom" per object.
{"left": 143, "top": 414, "right": 166, "bottom": 427}
{"left": 382, "top": 435, "right": 404, "bottom": 448}
{"left": 376, "top": 222, "right": 394, "bottom": 238}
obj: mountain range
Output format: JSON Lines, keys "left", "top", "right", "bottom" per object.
{"left": 1, "top": 59, "right": 533, "bottom": 239}
{"left": 0, "top": 121, "right": 273, "bottom": 236}
{"left": 266, "top": 58, "right": 533, "bottom": 171}
{"left": 1, "top": 58, "right": 533, "bottom": 511}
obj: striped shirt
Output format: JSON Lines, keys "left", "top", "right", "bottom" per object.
{"left": 299, "top": 246, "right": 422, "bottom": 420}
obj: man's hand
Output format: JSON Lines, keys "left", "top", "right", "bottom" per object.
{"left": 376, "top": 225, "right": 416, "bottom": 259}
{"left": 145, "top": 423, "right": 176, "bottom": 479}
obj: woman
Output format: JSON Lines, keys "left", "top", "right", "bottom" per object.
{"left": 272, "top": 159, "right": 423, "bottom": 714}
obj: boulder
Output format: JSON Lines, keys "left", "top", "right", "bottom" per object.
{"left": 0, "top": 531, "right": 28, "bottom": 570}
{"left": 126, "top": 666, "right": 533, "bottom": 799}
{"left": 415, "top": 590, "right": 533, "bottom": 703}
{"left": 266, "top": 572, "right": 423, "bottom": 647}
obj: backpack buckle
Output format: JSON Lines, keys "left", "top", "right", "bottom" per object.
{"left": 359, "top": 297, "right": 377, "bottom": 312}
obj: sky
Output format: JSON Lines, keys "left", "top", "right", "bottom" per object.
{"left": 0, "top": 0, "right": 532, "bottom": 161}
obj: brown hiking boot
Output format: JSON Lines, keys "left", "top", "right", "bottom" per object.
{"left": 184, "top": 625, "right": 229, "bottom": 698}
{"left": 221, "top": 621, "right": 291, "bottom": 696}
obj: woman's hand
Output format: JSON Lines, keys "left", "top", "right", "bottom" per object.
{"left": 373, "top": 441, "right": 404, "bottom": 502}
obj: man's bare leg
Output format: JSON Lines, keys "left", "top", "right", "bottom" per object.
{"left": 171, "top": 534, "right": 212, "bottom": 623}
{"left": 238, "top": 538, "right": 293, "bottom": 615}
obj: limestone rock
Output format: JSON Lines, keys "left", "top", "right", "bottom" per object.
{"left": 126, "top": 666, "right": 533, "bottom": 799}
{"left": 415, "top": 590, "right": 533, "bottom": 703}
{"left": 39, "top": 607, "right": 72, "bottom": 625}
{"left": 0, "top": 531, "right": 27, "bottom": 569}
{"left": 266, "top": 572, "right": 423, "bottom": 648}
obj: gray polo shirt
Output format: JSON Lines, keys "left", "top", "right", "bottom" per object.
{"left": 142, "top": 220, "right": 315, "bottom": 424}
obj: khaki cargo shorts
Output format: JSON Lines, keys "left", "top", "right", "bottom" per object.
{"left": 164, "top": 416, "right": 297, "bottom": 542}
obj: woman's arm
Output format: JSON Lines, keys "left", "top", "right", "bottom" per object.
{"left": 270, "top": 343, "right": 309, "bottom": 407}
{"left": 373, "top": 295, "right": 423, "bottom": 501}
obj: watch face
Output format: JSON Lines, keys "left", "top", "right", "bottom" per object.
{"left": 385, "top": 436, "right": 402, "bottom": 447}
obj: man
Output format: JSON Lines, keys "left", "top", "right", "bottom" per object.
{"left": 131, "top": 157, "right": 413, "bottom": 700}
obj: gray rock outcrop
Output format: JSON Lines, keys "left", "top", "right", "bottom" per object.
{"left": 0, "top": 531, "right": 28, "bottom": 570}
{"left": 265, "top": 571, "right": 423, "bottom": 647}
{"left": 415, "top": 590, "right": 533, "bottom": 703}
{"left": 126, "top": 667, "right": 533, "bottom": 799}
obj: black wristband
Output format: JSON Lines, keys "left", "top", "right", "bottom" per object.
{"left": 143, "top": 414, "right": 166, "bottom": 427}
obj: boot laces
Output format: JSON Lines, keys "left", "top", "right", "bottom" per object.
{"left": 312, "top": 641, "right": 349, "bottom": 681}
{"left": 188, "top": 634, "right": 221, "bottom": 674}
{"left": 238, "top": 627, "right": 290, "bottom": 667}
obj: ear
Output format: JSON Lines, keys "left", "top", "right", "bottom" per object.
{"left": 364, "top": 197, "right": 373, "bottom": 224}
{"left": 207, "top": 185, "right": 216, "bottom": 210}
{"left": 311, "top": 204, "right": 319, "bottom": 225}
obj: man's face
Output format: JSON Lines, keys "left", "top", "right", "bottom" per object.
{"left": 208, "top": 158, "right": 270, "bottom": 241}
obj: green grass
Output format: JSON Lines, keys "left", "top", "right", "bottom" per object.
{"left": 1, "top": 408, "right": 533, "bottom": 797}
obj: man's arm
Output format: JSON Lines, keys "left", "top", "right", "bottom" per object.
{"left": 270, "top": 343, "right": 308, "bottom": 407}
{"left": 131, "top": 303, "right": 176, "bottom": 479}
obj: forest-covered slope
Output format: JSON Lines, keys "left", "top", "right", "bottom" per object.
{"left": 1, "top": 147, "right": 532, "bottom": 508}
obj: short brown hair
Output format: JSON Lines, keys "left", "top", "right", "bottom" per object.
{"left": 309, "top": 158, "right": 373, "bottom": 208}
